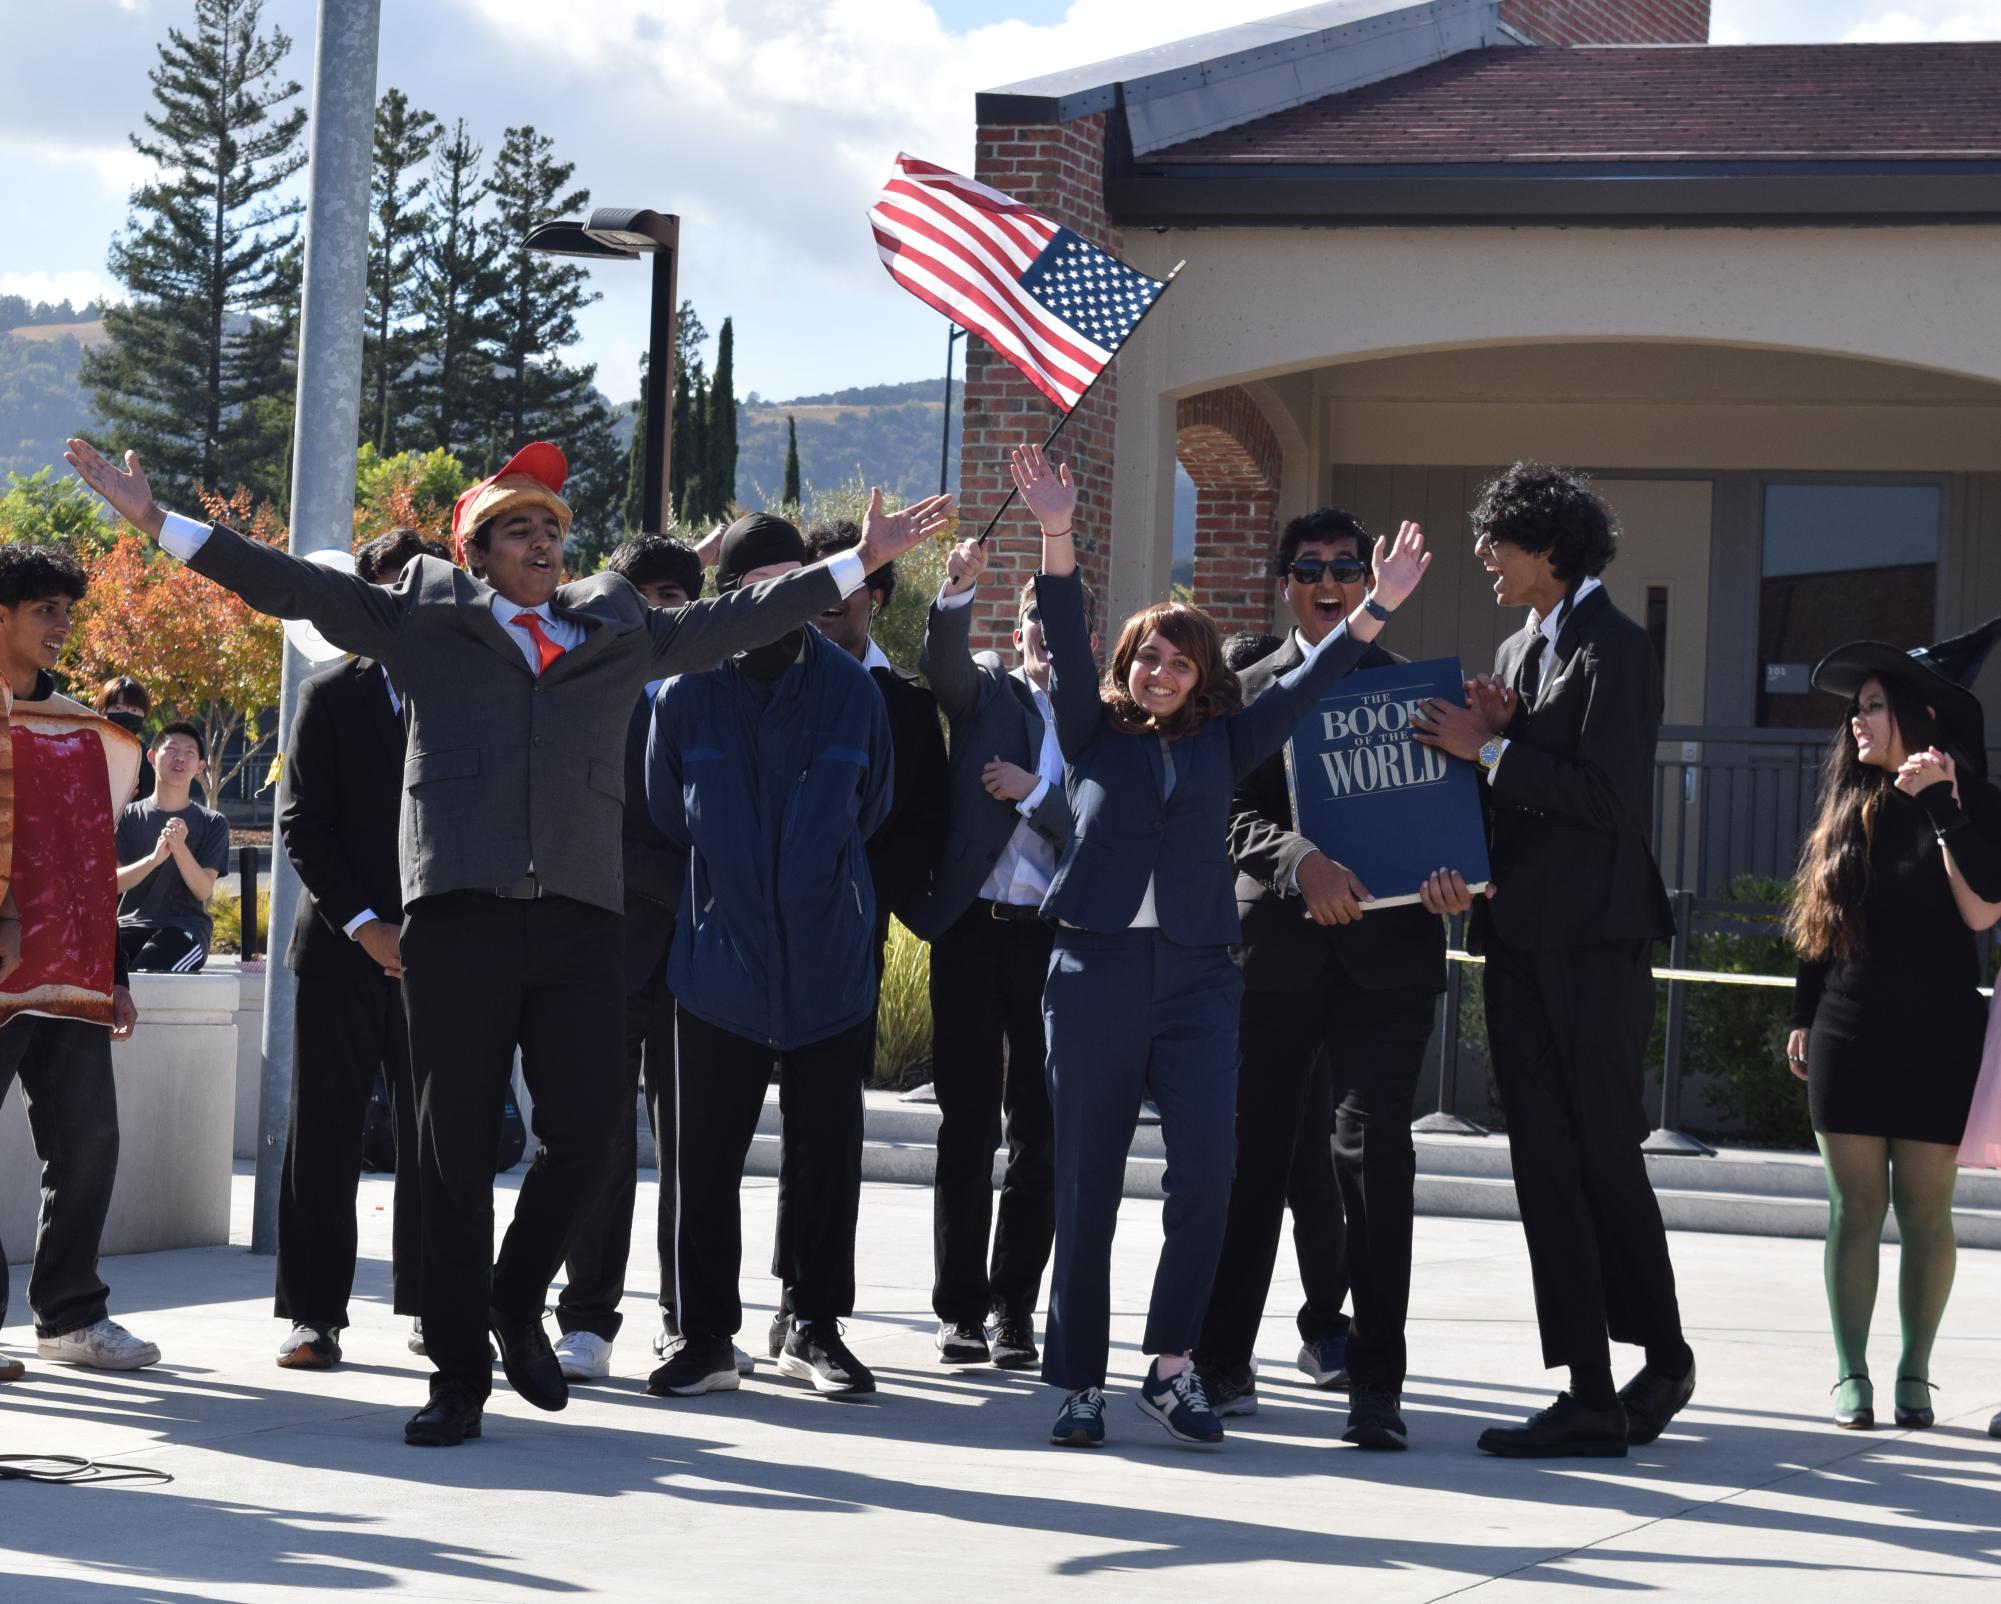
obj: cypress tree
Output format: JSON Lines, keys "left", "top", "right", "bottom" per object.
{"left": 782, "top": 415, "right": 801, "bottom": 506}
{"left": 678, "top": 475, "right": 705, "bottom": 531}
{"left": 621, "top": 350, "right": 647, "bottom": 533}
{"left": 706, "top": 317, "right": 737, "bottom": 519}
{"left": 363, "top": 88, "right": 439, "bottom": 455}
{"left": 81, "top": 0, "right": 306, "bottom": 506}
{"left": 667, "top": 300, "right": 707, "bottom": 521}
{"left": 407, "top": 120, "right": 503, "bottom": 464}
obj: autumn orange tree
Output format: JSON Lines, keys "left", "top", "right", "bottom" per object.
{"left": 69, "top": 487, "right": 285, "bottom": 808}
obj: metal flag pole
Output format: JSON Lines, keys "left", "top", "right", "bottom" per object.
{"left": 975, "top": 259, "right": 1185, "bottom": 546}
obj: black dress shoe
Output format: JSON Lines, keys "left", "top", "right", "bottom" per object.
{"left": 1477, "top": 1392, "right": 1628, "bottom": 1458}
{"left": 1831, "top": 1374, "right": 1874, "bottom": 1430}
{"left": 405, "top": 1389, "right": 483, "bottom": 1446}
{"left": 489, "top": 1309, "right": 567, "bottom": 1412}
{"left": 1893, "top": 1376, "right": 1936, "bottom": 1429}
{"left": 1618, "top": 1359, "right": 1695, "bottom": 1446}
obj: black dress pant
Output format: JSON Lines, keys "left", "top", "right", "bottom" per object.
{"left": 398, "top": 891, "right": 626, "bottom": 1403}
{"left": 557, "top": 969, "right": 675, "bottom": 1340}
{"left": 1483, "top": 935, "right": 1684, "bottom": 1370}
{"left": 1197, "top": 966, "right": 1433, "bottom": 1391}
{"left": 1287, "top": 1051, "right": 1353, "bottom": 1347}
{"left": 0, "top": 1016, "right": 118, "bottom": 1337}
{"left": 674, "top": 1009, "right": 866, "bottom": 1338}
{"left": 928, "top": 902, "right": 1057, "bottom": 1325}
{"left": 274, "top": 966, "right": 421, "bottom": 1327}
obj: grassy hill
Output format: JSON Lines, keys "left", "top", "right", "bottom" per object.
{"left": 738, "top": 379, "right": 958, "bottom": 507}
{"left": 1, "top": 323, "right": 99, "bottom": 483}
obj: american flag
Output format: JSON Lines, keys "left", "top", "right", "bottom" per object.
{"left": 868, "top": 153, "right": 1168, "bottom": 413}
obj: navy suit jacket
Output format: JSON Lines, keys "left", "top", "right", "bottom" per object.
{"left": 1034, "top": 569, "right": 1371, "bottom": 946}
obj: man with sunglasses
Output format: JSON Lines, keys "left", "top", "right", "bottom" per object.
{"left": 1194, "top": 508, "right": 1467, "bottom": 1451}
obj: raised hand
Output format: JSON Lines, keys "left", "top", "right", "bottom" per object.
{"left": 1010, "top": 443, "right": 1076, "bottom": 535}
{"left": 694, "top": 521, "right": 727, "bottom": 570}
{"left": 943, "top": 537, "right": 988, "bottom": 596}
{"left": 1367, "top": 520, "right": 1430, "bottom": 610}
{"left": 858, "top": 486, "right": 955, "bottom": 571}
{"left": 66, "top": 437, "right": 165, "bottom": 540}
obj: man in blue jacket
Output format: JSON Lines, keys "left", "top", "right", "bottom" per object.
{"left": 644, "top": 512, "right": 894, "bottom": 1400}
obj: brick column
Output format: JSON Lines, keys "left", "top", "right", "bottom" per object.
{"left": 1176, "top": 385, "right": 1283, "bottom": 638}
{"left": 960, "top": 114, "right": 1121, "bottom": 654}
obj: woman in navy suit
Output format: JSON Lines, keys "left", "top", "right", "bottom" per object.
{"left": 1009, "top": 444, "right": 1432, "bottom": 1449}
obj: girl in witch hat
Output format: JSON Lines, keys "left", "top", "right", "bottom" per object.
{"left": 1787, "top": 617, "right": 2001, "bottom": 1432}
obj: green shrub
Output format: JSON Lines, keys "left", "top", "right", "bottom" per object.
{"left": 872, "top": 917, "right": 933, "bottom": 1090}
{"left": 1683, "top": 874, "right": 1812, "bottom": 1149}
{"left": 209, "top": 885, "right": 271, "bottom": 956}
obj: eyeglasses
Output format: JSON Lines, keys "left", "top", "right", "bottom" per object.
{"left": 1285, "top": 556, "right": 1368, "bottom": 586}
{"left": 1473, "top": 532, "right": 1507, "bottom": 558}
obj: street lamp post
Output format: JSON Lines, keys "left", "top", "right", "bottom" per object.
{"left": 524, "top": 208, "right": 680, "bottom": 531}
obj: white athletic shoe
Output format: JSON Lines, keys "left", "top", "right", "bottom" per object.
{"left": 37, "top": 1318, "right": 159, "bottom": 1371}
{"left": 408, "top": 1318, "right": 427, "bottom": 1356}
{"left": 735, "top": 1345, "right": 755, "bottom": 1377}
{"left": 554, "top": 1330, "right": 613, "bottom": 1382}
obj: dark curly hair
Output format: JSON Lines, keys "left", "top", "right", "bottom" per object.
{"left": 1102, "top": 600, "right": 1241, "bottom": 738}
{"left": 1470, "top": 462, "right": 1616, "bottom": 582}
{"left": 1222, "top": 630, "right": 1281, "bottom": 672}
{"left": 607, "top": 533, "right": 702, "bottom": 600}
{"left": 805, "top": 519, "right": 893, "bottom": 604}
{"left": 0, "top": 542, "right": 86, "bottom": 608}
{"left": 1272, "top": 506, "right": 1371, "bottom": 579}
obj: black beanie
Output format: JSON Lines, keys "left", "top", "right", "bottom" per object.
{"left": 715, "top": 512, "right": 807, "bottom": 592}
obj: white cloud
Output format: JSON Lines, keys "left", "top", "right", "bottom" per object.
{"left": 1842, "top": 3, "right": 2001, "bottom": 40}
{"left": 0, "top": 136, "right": 154, "bottom": 195}
{"left": 0, "top": 269, "right": 119, "bottom": 310}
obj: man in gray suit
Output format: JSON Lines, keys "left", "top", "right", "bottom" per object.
{"left": 66, "top": 434, "right": 952, "bottom": 1446}
{"left": 904, "top": 536, "right": 1086, "bottom": 1371}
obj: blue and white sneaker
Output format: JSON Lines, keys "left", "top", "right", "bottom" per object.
{"left": 1298, "top": 1335, "right": 1350, "bottom": 1391}
{"left": 1137, "top": 1361, "right": 1224, "bottom": 1445}
{"left": 1050, "top": 1385, "right": 1107, "bottom": 1447}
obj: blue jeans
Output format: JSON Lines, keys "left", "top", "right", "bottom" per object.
{"left": 1041, "top": 930, "right": 1242, "bottom": 1391}
{"left": 0, "top": 1015, "right": 118, "bottom": 1337}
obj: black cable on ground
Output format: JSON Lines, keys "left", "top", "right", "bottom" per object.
{"left": 0, "top": 1455, "right": 174, "bottom": 1487}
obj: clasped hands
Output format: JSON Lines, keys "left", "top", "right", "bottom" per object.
{"left": 1894, "top": 746, "right": 1956, "bottom": 802}
{"left": 1411, "top": 674, "right": 1514, "bottom": 762}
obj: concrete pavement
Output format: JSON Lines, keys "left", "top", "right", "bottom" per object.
{"left": 2, "top": 1167, "right": 1999, "bottom": 1600}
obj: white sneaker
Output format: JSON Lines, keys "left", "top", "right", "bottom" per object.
{"left": 652, "top": 1310, "right": 684, "bottom": 1361}
{"left": 735, "top": 1344, "right": 755, "bottom": 1377}
{"left": 554, "top": 1329, "right": 613, "bottom": 1381}
{"left": 38, "top": 1318, "right": 159, "bottom": 1371}
{"left": 408, "top": 1318, "right": 426, "bottom": 1356}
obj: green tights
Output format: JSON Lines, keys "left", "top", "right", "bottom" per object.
{"left": 1818, "top": 1132, "right": 1961, "bottom": 1408}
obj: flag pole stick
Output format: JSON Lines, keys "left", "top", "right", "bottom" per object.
{"left": 974, "top": 259, "right": 1185, "bottom": 546}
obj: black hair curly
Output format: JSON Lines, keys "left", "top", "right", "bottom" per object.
{"left": 1470, "top": 462, "right": 1617, "bottom": 581}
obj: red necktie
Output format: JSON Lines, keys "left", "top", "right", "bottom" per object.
{"left": 511, "top": 611, "right": 565, "bottom": 675}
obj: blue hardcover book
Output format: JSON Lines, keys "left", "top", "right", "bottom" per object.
{"left": 1282, "top": 655, "right": 1492, "bottom": 909}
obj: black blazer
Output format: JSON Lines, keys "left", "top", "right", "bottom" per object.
{"left": 903, "top": 596, "right": 1074, "bottom": 940}
{"left": 1229, "top": 636, "right": 1447, "bottom": 994}
{"left": 620, "top": 695, "right": 683, "bottom": 992}
{"left": 866, "top": 662, "right": 950, "bottom": 930}
{"left": 280, "top": 657, "right": 406, "bottom": 980}
{"left": 1470, "top": 586, "right": 1674, "bottom": 952}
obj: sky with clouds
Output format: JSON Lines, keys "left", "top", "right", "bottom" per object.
{"left": 3, "top": 0, "right": 1998, "bottom": 406}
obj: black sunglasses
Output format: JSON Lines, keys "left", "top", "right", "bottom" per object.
{"left": 1285, "top": 556, "right": 1368, "bottom": 586}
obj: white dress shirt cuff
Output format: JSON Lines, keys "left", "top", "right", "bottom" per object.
{"left": 1484, "top": 738, "right": 1510, "bottom": 786}
{"left": 936, "top": 584, "right": 976, "bottom": 611}
{"left": 159, "top": 511, "right": 212, "bottom": 563}
{"left": 1016, "top": 776, "right": 1051, "bottom": 817}
{"left": 825, "top": 548, "right": 867, "bottom": 598}
{"left": 342, "top": 909, "right": 380, "bottom": 938}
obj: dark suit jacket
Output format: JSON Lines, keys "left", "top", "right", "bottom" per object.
{"left": 188, "top": 524, "right": 848, "bottom": 914}
{"left": 903, "top": 595, "right": 1074, "bottom": 940}
{"left": 1228, "top": 636, "right": 1446, "bottom": 994}
{"left": 280, "top": 657, "right": 406, "bottom": 981}
{"left": 621, "top": 694, "right": 682, "bottom": 993}
{"left": 1036, "top": 570, "right": 1370, "bottom": 945}
{"left": 1470, "top": 586, "right": 1675, "bottom": 952}
{"left": 865, "top": 662, "right": 949, "bottom": 931}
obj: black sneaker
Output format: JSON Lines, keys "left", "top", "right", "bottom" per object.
{"left": 1342, "top": 1384, "right": 1408, "bottom": 1451}
{"left": 987, "top": 1308, "right": 1040, "bottom": 1371}
{"left": 276, "top": 1321, "right": 342, "bottom": 1370}
{"left": 1197, "top": 1363, "right": 1257, "bottom": 1417}
{"left": 646, "top": 1334, "right": 741, "bottom": 1397}
{"left": 1477, "top": 1391, "right": 1627, "bottom": 1458}
{"left": 1136, "top": 1360, "right": 1224, "bottom": 1445}
{"left": 778, "top": 1321, "right": 875, "bottom": 1396}
{"left": 766, "top": 1308, "right": 792, "bottom": 1359}
{"left": 935, "top": 1319, "right": 990, "bottom": 1365}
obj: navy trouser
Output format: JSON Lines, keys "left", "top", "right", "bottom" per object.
{"left": 1041, "top": 929, "right": 1241, "bottom": 1392}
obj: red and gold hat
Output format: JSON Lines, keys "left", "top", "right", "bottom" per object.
{"left": 450, "top": 441, "right": 572, "bottom": 566}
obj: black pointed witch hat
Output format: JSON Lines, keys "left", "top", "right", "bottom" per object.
{"left": 1812, "top": 616, "right": 2001, "bottom": 777}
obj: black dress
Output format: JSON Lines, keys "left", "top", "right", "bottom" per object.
{"left": 1791, "top": 779, "right": 2001, "bottom": 1143}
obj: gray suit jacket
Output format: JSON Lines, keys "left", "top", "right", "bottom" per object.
{"left": 901, "top": 594, "right": 1072, "bottom": 940}
{"left": 190, "top": 524, "right": 846, "bottom": 914}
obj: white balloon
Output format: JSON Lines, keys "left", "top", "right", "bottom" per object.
{"left": 282, "top": 549, "right": 359, "bottom": 664}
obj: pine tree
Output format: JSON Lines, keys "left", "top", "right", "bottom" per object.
{"left": 363, "top": 88, "right": 439, "bottom": 455}
{"left": 407, "top": 120, "right": 502, "bottom": 465}
{"left": 82, "top": 0, "right": 307, "bottom": 506}
{"left": 666, "top": 300, "right": 707, "bottom": 520}
{"left": 678, "top": 475, "right": 705, "bottom": 530}
{"left": 706, "top": 317, "right": 737, "bottom": 518}
{"left": 782, "top": 415, "right": 801, "bottom": 506}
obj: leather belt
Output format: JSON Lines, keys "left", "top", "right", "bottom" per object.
{"left": 981, "top": 898, "right": 1044, "bottom": 924}
{"left": 490, "top": 873, "right": 547, "bottom": 901}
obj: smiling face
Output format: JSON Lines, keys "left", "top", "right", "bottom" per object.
{"left": 815, "top": 582, "right": 879, "bottom": 661}
{"left": 1476, "top": 529, "right": 1563, "bottom": 615}
{"left": 0, "top": 592, "right": 75, "bottom": 687}
{"left": 1850, "top": 676, "right": 1908, "bottom": 771}
{"left": 1126, "top": 629, "right": 1200, "bottom": 721}
{"left": 478, "top": 507, "right": 566, "bottom": 606}
{"left": 1282, "top": 535, "right": 1368, "bottom": 646}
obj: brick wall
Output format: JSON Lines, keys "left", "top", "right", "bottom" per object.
{"left": 962, "top": 114, "right": 1122, "bottom": 654}
{"left": 1176, "top": 386, "right": 1282, "bottom": 637}
{"left": 1499, "top": 0, "right": 1709, "bottom": 44}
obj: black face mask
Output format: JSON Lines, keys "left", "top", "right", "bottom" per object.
{"left": 105, "top": 708, "right": 146, "bottom": 734}
{"left": 736, "top": 631, "right": 804, "bottom": 683}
